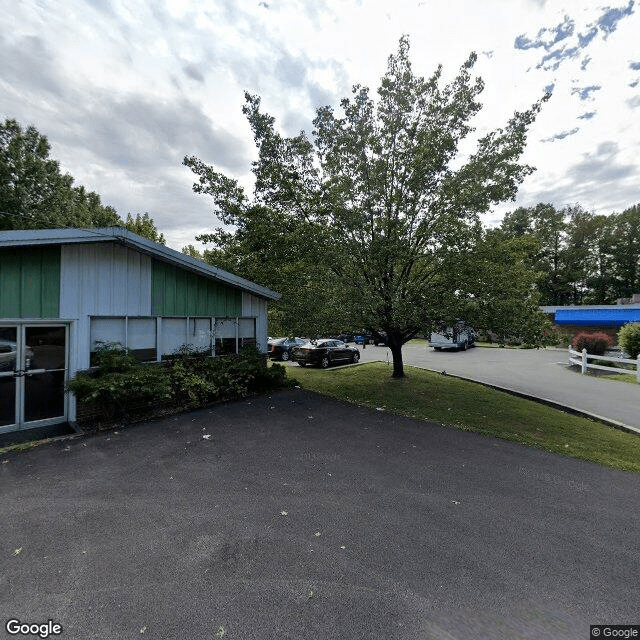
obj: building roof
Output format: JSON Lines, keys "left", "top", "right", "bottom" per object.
{"left": 0, "top": 227, "right": 280, "bottom": 301}
{"left": 540, "top": 304, "right": 640, "bottom": 313}
{"left": 554, "top": 307, "right": 640, "bottom": 325}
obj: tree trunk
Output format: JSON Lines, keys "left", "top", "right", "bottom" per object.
{"left": 388, "top": 338, "right": 404, "bottom": 378}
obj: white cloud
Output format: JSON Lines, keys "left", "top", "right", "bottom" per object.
{"left": 1, "top": 0, "right": 638, "bottom": 249}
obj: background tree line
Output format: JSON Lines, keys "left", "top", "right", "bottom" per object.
{"left": 0, "top": 118, "right": 164, "bottom": 243}
{"left": 500, "top": 201, "right": 640, "bottom": 305}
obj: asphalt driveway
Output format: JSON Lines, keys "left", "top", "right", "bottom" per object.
{"left": 1, "top": 389, "right": 639, "bottom": 640}
{"left": 353, "top": 344, "right": 640, "bottom": 430}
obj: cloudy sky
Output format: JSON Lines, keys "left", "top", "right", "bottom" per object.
{"left": 2, "top": 0, "right": 638, "bottom": 250}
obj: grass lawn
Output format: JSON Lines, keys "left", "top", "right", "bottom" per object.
{"left": 587, "top": 371, "right": 638, "bottom": 385}
{"left": 287, "top": 361, "right": 640, "bottom": 473}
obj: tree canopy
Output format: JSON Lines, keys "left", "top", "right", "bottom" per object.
{"left": 0, "top": 118, "right": 165, "bottom": 244}
{"left": 185, "top": 37, "right": 548, "bottom": 376}
{"left": 501, "top": 202, "right": 640, "bottom": 304}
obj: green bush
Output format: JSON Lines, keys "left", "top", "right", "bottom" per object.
{"left": 572, "top": 332, "right": 614, "bottom": 356}
{"left": 67, "top": 344, "right": 287, "bottom": 422}
{"left": 618, "top": 322, "right": 640, "bottom": 359}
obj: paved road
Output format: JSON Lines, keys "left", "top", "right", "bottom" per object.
{"left": 353, "top": 343, "right": 640, "bottom": 430}
{"left": 1, "top": 389, "right": 639, "bottom": 639}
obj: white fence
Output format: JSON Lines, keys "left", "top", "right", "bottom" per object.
{"left": 568, "top": 347, "right": 640, "bottom": 383}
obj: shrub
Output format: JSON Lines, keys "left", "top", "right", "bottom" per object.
{"left": 571, "top": 332, "right": 614, "bottom": 356}
{"left": 67, "top": 344, "right": 287, "bottom": 423}
{"left": 618, "top": 322, "right": 640, "bottom": 359}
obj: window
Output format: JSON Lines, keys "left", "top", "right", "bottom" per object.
{"left": 90, "top": 315, "right": 258, "bottom": 363}
{"left": 215, "top": 317, "right": 237, "bottom": 356}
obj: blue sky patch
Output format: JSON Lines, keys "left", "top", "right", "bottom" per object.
{"left": 577, "top": 26, "right": 598, "bottom": 48}
{"left": 597, "top": 0, "right": 635, "bottom": 36}
{"left": 571, "top": 85, "right": 602, "bottom": 100}
{"left": 542, "top": 127, "right": 579, "bottom": 142}
{"left": 514, "top": 15, "right": 574, "bottom": 51}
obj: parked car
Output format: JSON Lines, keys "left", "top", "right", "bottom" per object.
{"left": 291, "top": 339, "right": 360, "bottom": 368}
{"left": 372, "top": 331, "right": 388, "bottom": 346}
{"left": 267, "top": 337, "right": 309, "bottom": 361}
{"left": 0, "top": 341, "right": 33, "bottom": 371}
{"left": 335, "top": 332, "right": 355, "bottom": 343}
{"left": 429, "top": 321, "right": 476, "bottom": 351}
{"left": 354, "top": 332, "right": 373, "bottom": 345}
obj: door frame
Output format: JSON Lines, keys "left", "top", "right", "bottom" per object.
{"left": 0, "top": 320, "right": 71, "bottom": 433}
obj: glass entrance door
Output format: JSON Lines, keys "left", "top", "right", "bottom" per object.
{"left": 0, "top": 324, "right": 68, "bottom": 432}
{"left": 0, "top": 326, "right": 18, "bottom": 431}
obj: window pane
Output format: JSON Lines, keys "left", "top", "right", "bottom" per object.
{"left": 215, "top": 318, "right": 237, "bottom": 338}
{"left": 90, "top": 318, "right": 126, "bottom": 351}
{"left": 161, "top": 318, "right": 188, "bottom": 356}
{"left": 127, "top": 317, "right": 157, "bottom": 362}
{"left": 239, "top": 318, "right": 255, "bottom": 338}
{"left": 0, "top": 326, "right": 17, "bottom": 373}
{"left": 128, "top": 318, "right": 156, "bottom": 350}
{"left": 188, "top": 317, "right": 212, "bottom": 352}
{"left": 215, "top": 338, "right": 237, "bottom": 356}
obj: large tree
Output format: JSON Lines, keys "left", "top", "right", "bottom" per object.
{"left": 185, "top": 37, "right": 547, "bottom": 377}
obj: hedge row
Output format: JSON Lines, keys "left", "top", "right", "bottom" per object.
{"left": 67, "top": 343, "right": 287, "bottom": 426}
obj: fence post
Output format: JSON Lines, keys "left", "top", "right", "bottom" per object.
{"left": 637, "top": 356, "right": 640, "bottom": 384}
{"left": 581, "top": 348, "right": 588, "bottom": 375}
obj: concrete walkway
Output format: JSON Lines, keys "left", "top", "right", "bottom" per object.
{"left": 355, "top": 344, "right": 640, "bottom": 431}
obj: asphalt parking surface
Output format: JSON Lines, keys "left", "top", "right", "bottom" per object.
{"left": 1, "top": 388, "right": 639, "bottom": 640}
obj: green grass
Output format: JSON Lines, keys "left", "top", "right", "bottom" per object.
{"left": 589, "top": 371, "right": 638, "bottom": 385}
{"left": 287, "top": 362, "right": 640, "bottom": 473}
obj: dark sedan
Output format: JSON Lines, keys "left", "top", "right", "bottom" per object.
{"left": 267, "top": 337, "right": 308, "bottom": 361}
{"left": 291, "top": 339, "right": 360, "bottom": 368}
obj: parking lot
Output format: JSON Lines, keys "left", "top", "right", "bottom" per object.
{"left": 2, "top": 388, "right": 639, "bottom": 639}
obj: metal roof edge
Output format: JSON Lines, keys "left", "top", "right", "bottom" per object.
{"left": 0, "top": 227, "right": 281, "bottom": 301}
{"left": 540, "top": 304, "right": 640, "bottom": 312}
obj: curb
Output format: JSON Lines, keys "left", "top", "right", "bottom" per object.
{"left": 420, "top": 367, "right": 640, "bottom": 437}
{"left": 365, "top": 358, "right": 640, "bottom": 437}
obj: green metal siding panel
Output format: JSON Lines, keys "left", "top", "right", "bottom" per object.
{"left": 41, "top": 248, "right": 60, "bottom": 315}
{"left": 152, "top": 259, "right": 241, "bottom": 316}
{"left": 228, "top": 286, "right": 241, "bottom": 315}
{"left": 0, "top": 249, "right": 21, "bottom": 317}
{"left": 0, "top": 246, "right": 60, "bottom": 318}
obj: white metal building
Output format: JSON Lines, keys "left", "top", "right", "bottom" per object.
{"left": 0, "top": 227, "right": 279, "bottom": 435}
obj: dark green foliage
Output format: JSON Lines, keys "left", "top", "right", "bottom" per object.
{"left": 501, "top": 202, "right": 640, "bottom": 305}
{"left": 122, "top": 212, "right": 166, "bottom": 244}
{"left": 67, "top": 344, "right": 286, "bottom": 423}
{"left": 572, "top": 332, "right": 614, "bottom": 356}
{"left": 617, "top": 323, "right": 640, "bottom": 359}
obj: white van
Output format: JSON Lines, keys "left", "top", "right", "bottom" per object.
{"left": 429, "top": 322, "right": 476, "bottom": 351}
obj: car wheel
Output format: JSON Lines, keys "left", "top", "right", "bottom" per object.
{"left": 351, "top": 352, "right": 360, "bottom": 363}
{"left": 434, "top": 347, "right": 442, "bottom": 351}
{"left": 281, "top": 350, "right": 290, "bottom": 361}
{"left": 298, "top": 361, "right": 306, "bottom": 367}
{"left": 320, "top": 355, "right": 330, "bottom": 369}
{"left": 460, "top": 341, "right": 467, "bottom": 351}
